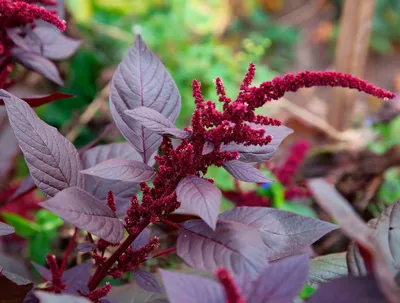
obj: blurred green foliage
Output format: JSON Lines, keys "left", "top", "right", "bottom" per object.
{"left": 1, "top": 210, "right": 63, "bottom": 265}
{"left": 367, "top": 116, "right": 400, "bottom": 215}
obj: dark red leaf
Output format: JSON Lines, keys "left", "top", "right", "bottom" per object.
{"left": 0, "top": 270, "right": 33, "bottom": 302}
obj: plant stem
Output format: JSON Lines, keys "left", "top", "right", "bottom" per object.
{"left": 60, "top": 227, "right": 78, "bottom": 274}
{"left": 162, "top": 219, "right": 181, "bottom": 229}
{"left": 87, "top": 220, "right": 149, "bottom": 291}
{"left": 151, "top": 247, "right": 176, "bottom": 259}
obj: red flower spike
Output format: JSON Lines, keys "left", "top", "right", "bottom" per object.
{"left": 240, "top": 62, "right": 256, "bottom": 90}
{"left": 88, "top": 282, "right": 111, "bottom": 301}
{"left": 192, "top": 79, "right": 204, "bottom": 107}
{"left": 106, "top": 190, "right": 117, "bottom": 214}
{"left": 276, "top": 140, "right": 310, "bottom": 186}
{"left": 216, "top": 268, "right": 247, "bottom": 303}
{"left": 0, "top": 1, "right": 66, "bottom": 31}
{"left": 45, "top": 254, "right": 66, "bottom": 292}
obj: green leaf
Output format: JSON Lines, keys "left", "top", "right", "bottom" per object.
{"left": 35, "top": 210, "right": 63, "bottom": 232}
{"left": 205, "top": 166, "right": 234, "bottom": 191}
{"left": 299, "top": 284, "right": 316, "bottom": 299}
{"left": 29, "top": 230, "right": 57, "bottom": 265}
{"left": 1, "top": 213, "right": 39, "bottom": 237}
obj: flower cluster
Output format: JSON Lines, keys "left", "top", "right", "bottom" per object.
{"left": 108, "top": 237, "right": 159, "bottom": 279}
{"left": 0, "top": 0, "right": 65, "bottom": 31}
{"left": 0, "top": 0, "right": 65, "bottom": 88}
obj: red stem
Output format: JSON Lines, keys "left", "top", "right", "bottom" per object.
{"left": 151, "top": 247, "right": 176, "bottom": 259}
{"left": 162, "top": 219, "right": 181, "bottom": 229}
{"left": 60, "top": 227, "right": 78, "bottom": 274}
{"left": 87, "top": 232, "right": 94, "bottom": 244}
{"left": 87, "top": 220, "right": 149, "bottom": 291}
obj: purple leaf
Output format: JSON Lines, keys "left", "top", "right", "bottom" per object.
{"left": 177, "top": 220, "right": 267, "bottom": 276}
{"left": 218, "top": 207, "right": 338, "bottom": 260}
{"left": 246, "top": 254, "right": 309, "bottom": 303}
{"left": 133, "top": 269, "right": 163, "bottom": 293}
{"left": 307, "top": 275, "right": 384, "bottom": 303}
{"left": 221, "top": 125, "right": 293, "bottom": 164}
{"left": 0, "top": 90, "right": 83, "bottom": 198}
{"left": 40, "top": 187, "right": 124, "bottom": 243}
{"left": 62, "top": 262, "right": 92, "bottom": 295}
{"left": 34, "top": 291, "right": 91, "bottom": 303}
{"left": 0, "top": 222, "right": 15, "bottom": 236}
{"left": 12, "top": 48, "right": 63, "bottom": 85}
{"left": 223, "top": 160, "right": 274, "bottom": 183}
{"left": 82, "top": 142, "right": 142, "bottom": 216}
{"left": 176, "top": 176, "right": 221, "bottom": 230}
{"left": 80, "top": 158, "right": 156, "bottom": 182}
{"left": 84, "top": 176, "right": 138, "bottom": 217}
{"left": 109, "top": 34, "right": 181, "bottom": 164}
{"left": 77, "top": 242, "right": 96, "bottom": 253}
{"left": 159, "top": 269, "right": 224, "bottom": 303}
{"left": 131, "top": 229, "right": 150, "bottom": 251}
{"left": 125, "top": 107, "right": 191, "bottom": 139}
{"left": 308, "top": 252, "right": 348, "bottom": 288}
{"left": 202, "top": 142, "right": 215, "bottom": 155}
{"left": 82, "top": 142, "right": 142, "bottom": 168}
{"left": 31, "top": 262, "right": 51, "bottom": 281}
{"left": 8, "top": 26, "right": 81, "bottom": 61}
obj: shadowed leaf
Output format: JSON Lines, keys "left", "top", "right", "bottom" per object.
{"left": 0, "top": 270, "right": 33, "bottom": 302}
{"left": 12, "top": 48, "right": 63, "bottom": 85}
{"left": 133, "top": 269, "right": 163, "bottom": 293}
{"left": 132, "top": 229, "right": 150, "bottom": 251}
